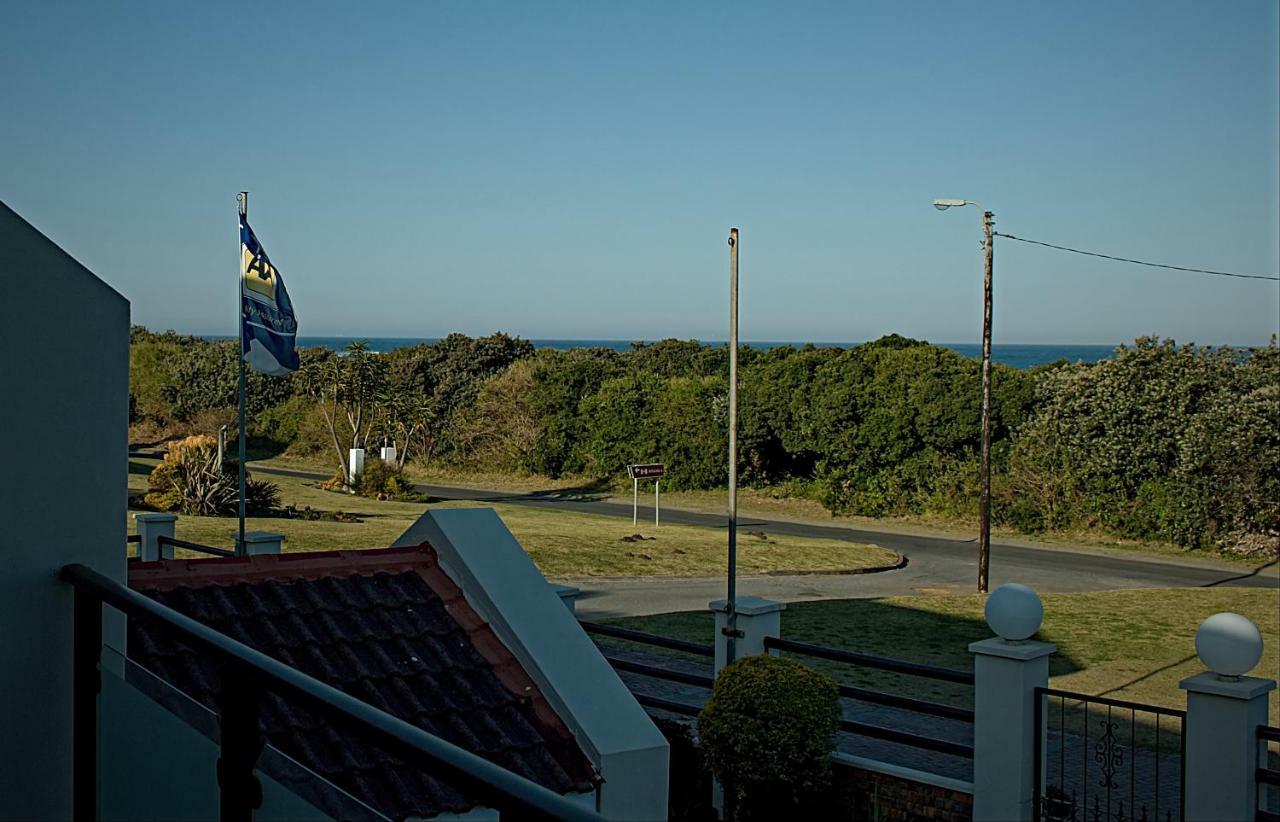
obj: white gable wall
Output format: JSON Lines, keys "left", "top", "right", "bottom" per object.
{"left": 395, "top": 508, "right": 670, "bottom": 821}
{"left": 0, "top": 202, "right": 130, "bottom": 818}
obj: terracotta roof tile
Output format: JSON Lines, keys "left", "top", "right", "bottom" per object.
{"left": 127, "top": 545, "right": 598, "bottom": 820}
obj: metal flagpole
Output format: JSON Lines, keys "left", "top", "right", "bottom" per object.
{"left": 725, "top": 228, "right": 740, "bottom": 664}
{"left": 236, "top": 192, "right": 249, "bottom": 556}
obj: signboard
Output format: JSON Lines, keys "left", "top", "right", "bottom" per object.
{"left": 626, "top": 463, "right": 666, "bottom": 526}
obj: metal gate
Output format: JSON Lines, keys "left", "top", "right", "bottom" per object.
{"left": 1034, "top": 687, "right": 1186, "bottom": 822}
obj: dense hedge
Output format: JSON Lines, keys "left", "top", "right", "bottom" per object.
{"left": 128, "top": 326, "right": 1279, "bottom": 554}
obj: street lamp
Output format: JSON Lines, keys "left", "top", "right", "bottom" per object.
{"left": 934, "top": 198, "right": 995, "bottom": 594}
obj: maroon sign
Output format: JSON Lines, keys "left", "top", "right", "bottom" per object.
{"left": 627, "top": 463, "right": 666, "bottom": 479}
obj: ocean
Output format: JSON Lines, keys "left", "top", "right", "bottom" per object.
{"left": 262, "top": 337, "right": 1118, "bottom": 369}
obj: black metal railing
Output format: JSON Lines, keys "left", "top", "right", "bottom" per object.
{"left": 63, "top": 563, "right": 603, "bottom": 822}
{"left": 763, "top": 635, "right": 974, "bottom": 685}
{"left": 1034, "top": 687, "right": 1185, "bottom": 822}
{"left": 1259, "top": 725, "right": 1280, "bottom": 822}
{"left": 578, "top": 621, "right": 715, "bottom": 657}
{"left": 157, "top": 534, "right": 237, "bottom": 558}
{"left": 580, "top": 620, "right": 973, "bottom": 759}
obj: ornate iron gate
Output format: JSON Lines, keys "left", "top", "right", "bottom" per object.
{"left": 1034, "top": 687, "right": 1186, "bottom": 822}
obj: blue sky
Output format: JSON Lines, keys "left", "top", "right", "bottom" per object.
{"left": 2, "top": 1, "right": 1277, "bottom": 345}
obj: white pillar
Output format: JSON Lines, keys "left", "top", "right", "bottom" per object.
{"left": 969, "top": 583, "right": 1055, "bottom": 822}
{"left": 348, "top": 448, "right": 365, "bottom": 485}
{"left": 551, "top": 584, "right": 580, "bottom": 615}
{"left": 708, "top": 596, "right": 784, "bottom": 674}
{"left": 379, "top": 446, "right": 397, "bottom": 463}
{"left": 133, "top": 512, "right": 177, "bottom": 561}
{"left": 1180, "top": 612, "right": 1274, "bottom": 822}
{"left": 235, "top": 531, "right": 284, "bottom": 556}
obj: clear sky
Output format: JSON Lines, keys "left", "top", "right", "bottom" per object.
{"left": 3, "top": 1, "right": 1277, "bottom": 345}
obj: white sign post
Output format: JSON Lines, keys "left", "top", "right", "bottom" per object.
{"left": 626, "top": 463, "right": 666, "bottom": 527}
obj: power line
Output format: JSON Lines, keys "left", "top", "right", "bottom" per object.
{"left": 993, "top": 232, "right": 1280, "bottom": 282}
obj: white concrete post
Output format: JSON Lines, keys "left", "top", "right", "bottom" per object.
{"left": 709, "top": 596, "right": 784, "bottom": 674}
{"left": 348, "top": 448, "right": 366, "bottom": 485}
{"left": 1180, "top": 612, "right": 1274, "bottom": 822}
{"left": 133, "top": 512, "right": 177, "bottom": 561}
{"left": 551, "top": 584, "right": 580, "bottom": 615}
{"left": 969, "top": 584, "right": 1055, "bottom": 822}
{"left": 379, "top": 446, "right": 397, "bottom": 464}
{"left": 234, "top": 531, "right": 284, "bottom": 556}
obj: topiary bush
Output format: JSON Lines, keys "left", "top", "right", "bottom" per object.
{"left": 697, "top": 654, "right": 840, "bottom": 820}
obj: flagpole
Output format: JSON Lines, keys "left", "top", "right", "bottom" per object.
{"left": 236, "top": 191, "right": 249, "bottom": 556}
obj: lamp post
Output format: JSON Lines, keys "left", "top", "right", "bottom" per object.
{"left": 934, "top": 198, "right": 994, "bottom": 593}
{"left": 725, "top": 227, "right": 740, "bottom": 663}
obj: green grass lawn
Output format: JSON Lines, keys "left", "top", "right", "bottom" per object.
{"left": 255, "top": 455, "right": 1272, "bottom": 568}
{"left": 608, "top": 588, "right": 1280, "bottom": 715}
{"left": 128, "top": 459, "right": 897, "bottom": 577}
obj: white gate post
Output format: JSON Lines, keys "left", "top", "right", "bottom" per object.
{"left": 347, "top": 448, "right": 365, "bottom": 486}
{"left": 708, "top": 596, "right": 784, "bottom": 675}
{"left": 1180, "top": 612, "right": 1274, "bottom": 822}
{"left": 133, "top": 512, "right": 177, "bottom": 561}
{"left": 969, "top": 584, "right": 1055, "bottom": 822}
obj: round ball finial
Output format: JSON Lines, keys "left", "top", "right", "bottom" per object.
{"left": 985, "top": 583, "right": 1044, "bottom": 641}
{"left": 1195, "top": 612, "right": 1263, "bottom": 679}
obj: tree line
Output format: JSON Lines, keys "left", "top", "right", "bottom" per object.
{"left": 129, "top": 327, "right": 1279, "bottom": 555}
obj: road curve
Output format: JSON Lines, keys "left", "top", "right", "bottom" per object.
{"left": 246, "top": 463, "right": 1278, "bottom": 618}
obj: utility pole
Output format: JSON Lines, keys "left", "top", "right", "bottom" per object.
{"left": 725, "top": 228, "right": 740, "bottom": 664}
{"left": 977, "top": 210, "right": 994, "bottom": 594}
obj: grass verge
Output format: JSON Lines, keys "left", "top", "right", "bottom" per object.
{"left": 128, "top": 460, "right": 897, "bottom": 577}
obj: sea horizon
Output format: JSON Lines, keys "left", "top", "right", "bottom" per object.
{"left": 202, "top": 334, "right": 1126, "bottom": 369}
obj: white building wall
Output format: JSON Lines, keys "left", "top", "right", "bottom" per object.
{"left": 0, "top": 202, "right": 130, "bottom": 819}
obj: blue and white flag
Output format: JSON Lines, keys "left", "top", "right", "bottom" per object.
{"left": 240, "top": 215, "right": 299, "bottom": 375}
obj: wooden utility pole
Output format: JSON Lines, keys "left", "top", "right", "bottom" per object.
{"left": 978, "top": 211, "right": 995, "bottom": 593}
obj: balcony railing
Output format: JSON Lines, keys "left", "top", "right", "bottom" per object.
{"left": 63, "top": 563, "right": 604, "bottom": 822}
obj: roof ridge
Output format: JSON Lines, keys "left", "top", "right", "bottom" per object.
{"left": 128, "top": 545, "right": 438, "bottom": 591}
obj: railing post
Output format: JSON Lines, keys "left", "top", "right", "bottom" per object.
{"left": 1179, "top": 612, "right": 1275, "bottom": 822}
{"left": 708, "top": 596, "right": 784, "bottom": 675}
{"left": 72, "top": 588, "right": 102, "bottom": 822}
{"left": 218, "top": 672, "right": 265, "bottom": 822}
{"left": 133, "top": 512, "right": 177, "bottom": 560}
{"left": 969, "top": 584, "right": 1055, "bottom": 822}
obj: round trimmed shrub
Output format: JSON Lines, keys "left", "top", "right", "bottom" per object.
{"left": 697, "top": 654, "right": 840, "bottom": 819}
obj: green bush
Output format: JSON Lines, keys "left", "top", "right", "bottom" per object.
{"left": 145, "top": 435, "right": 281, "bottom": 516}
{"left": 697, "top": 655, "right": 840, "bottom": 820}
{"left": 354, "top": 457, "right": 416, "bottom": 500}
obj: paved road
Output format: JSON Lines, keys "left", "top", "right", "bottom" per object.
{"left": 248, "top": 463, "right": 1278, "bottom": 619}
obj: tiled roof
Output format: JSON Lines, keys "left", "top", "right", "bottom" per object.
{"left": 127, "top": 546, "right": 598, "bottom": 820}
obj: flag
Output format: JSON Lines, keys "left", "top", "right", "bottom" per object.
{"left": 240, "top": 215, "right": 299, "bottom": 375}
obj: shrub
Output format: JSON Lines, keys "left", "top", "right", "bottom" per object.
{"left": 697, "top": 655, "right": 840, "bottom": 820}
{"left": 354, "top": 457, "right": 418, "bottom": 500}
{"left": 145, "top": 434, "right": 281, "bottom": 516}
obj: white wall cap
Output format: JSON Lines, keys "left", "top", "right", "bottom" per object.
{"left": 1195, "top": 612, "right": 1265, "bottom": 678}
{"left": 1179, "top": 671, "right": 1277, "bottom": 700}
{"left": 708, "top": 596, "right": 786, "bottom": 616}
{"left": 968, "top": 636, "right": 1057, "bottom": 661}
{"left": 133, "top": 512, "right": 177, "bottom": 523}
{"left": 984, "top": 583, "right": 1043, "bottom": 641}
